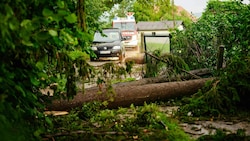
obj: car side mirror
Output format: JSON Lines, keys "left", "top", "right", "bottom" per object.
{"left": 122, "top": 37, "right": 127, "bottom": 41}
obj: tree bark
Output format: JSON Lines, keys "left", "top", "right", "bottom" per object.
{"left": 77, "top": 0, "right": 86, "bottom": 31}
{"left": 47, "top": 78, "right": 213, "bottom": 111}
{"left": 113, "top": 68, "right": 211, "bottom": 87}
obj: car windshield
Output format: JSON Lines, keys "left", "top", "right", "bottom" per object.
{"left": 93, "top": 31, "right": 120, "bottom": 42}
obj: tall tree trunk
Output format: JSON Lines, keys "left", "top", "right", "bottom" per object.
{"left": 47, "top": 78, "right": 213, "bottom": 110}
{"left": 77, "top": 0, "right": 86, "bottom": 31}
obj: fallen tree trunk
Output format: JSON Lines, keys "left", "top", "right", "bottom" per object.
{"left": 114, "top": 68, "right": 211, "bottom": 87}
{"left": 48, "top": 78, "right": 213, "bottom": 111}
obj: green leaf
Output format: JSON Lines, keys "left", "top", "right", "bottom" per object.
{"left": 64, "top": 13, "right": 77, "bottom": 23}
{"left": 21, "top": 40, "right": 34, "bottom": 46}
{"left": 38, "top": 72, "right": 48, "bottom": 80}
{"left": 42, "top": 8, "right": 53, "bottom": 17}
{"left": 5, "top": 5, "right": 14, "bottom": 18}
{"left": 9, "top": 19, "right": 18, "bottom": 30}
{"left": 45, "top": 117, "right": 53, "bottom": 127}
{"left": 48, "top": 29, "right": 58, "bottom": 36}
{"left": 8, "top": 24, "right": 14, "bottom": 31}
{"left": 68, "top": 50, "right": 89, "bottom": 60}
{"left": 30, "top": 77, "right": 40, "bottom": 86}
{"left": 20, "top": 19, "right": 31, "bottom": 27}
{"left": 15, "top": 85, "right": 26, "bottom": 97}
{"left": 57, "top": 1, "right": 65, "bottom": 9}
{"left": 52, "top": 15, "right": 63, "bottom": 23}
{"left": 57, "top": 9, "right": 69, "bottom": 16}
{"left": 36, "top": 61, "right": 44, "bottom": 70}
{"left": 34, "top": 129, "right": 43, "bottom": 138}
{"left": 36, "top": 31, "right": 50, "bottom": 40}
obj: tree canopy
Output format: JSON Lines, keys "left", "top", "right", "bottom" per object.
{"left": 106, "top": 0, "right": 193, "bottom": 27}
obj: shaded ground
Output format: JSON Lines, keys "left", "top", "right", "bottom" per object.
{"left": 45, "top": 106, "right": 250, "bottom": 140}
{"left": 160, "top": 106, "right": 250, "bottom": 139}
{"left": 181, "top": 120, "right": 250, "bottom": 139}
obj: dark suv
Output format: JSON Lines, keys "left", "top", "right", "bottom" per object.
{"left": 90, "top": 28, "right": 126, "bottom": 62}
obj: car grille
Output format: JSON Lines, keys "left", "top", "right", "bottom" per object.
{"left": 98, "top": 46, "right": 113, "bottom": 51}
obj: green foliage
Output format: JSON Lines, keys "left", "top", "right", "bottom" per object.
{"left": 107, "top": 0, "right": 193, "bottom": 26}
{"left": 134, "top": 0, "right": 171, "bottom": 21}
{"left": 178, "top": 56, "right": 250, "bottom": 117}
{"left": 172, "top": 1, "right": 250, "bottom": 69}
{"left": 46, "top": 102, "right": 191, "bottom": 141}
{"left": 178, "top": 79, "right": 229, "bottom": 117}
{"left": 95, "top": 61, "right": 134, "bottom": 84}
{"left": 78, "top": 102, "right": 103, "bottom": 119}
{"left": 109, "top": 0, "right": 136, "bottom": 18}
{"left": 174, "top": 1, "right": 250, "bottom": 117}
{"left": 133, "top": 0, "right": 192, "bottom": 25}
{"left": 125, "top": 60, "right": 135, "bottom": 75}
{"left": 0, "top": 0, "right": 99, "bottom": 140}
{"left": 145, "top": 49, "right": 189, "bottom": 78}
{"left": 219, "top": 56, "right": 250, "bottom": 108}
{"left": 85, "top": 0, "right": 111, "bottom": 30}
{"left": 101, "top": 0, "right": 124, "bottom": 9}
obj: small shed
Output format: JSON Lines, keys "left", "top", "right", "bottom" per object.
{"left": 136, "top": 20, "right": 183, "bottom": 53}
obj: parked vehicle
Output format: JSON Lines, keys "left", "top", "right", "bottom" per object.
{"left": 90, "top": 28, "right": 126, "bottom": 62}
{"left": 112, "top": 12, "right": 138, "bottom": 50}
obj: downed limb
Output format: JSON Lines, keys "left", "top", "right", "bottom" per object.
{"left": 42, "top": 130, "right": 129, "bottom": 139}
{"left": 47, "top": 78, "right": 214, "bottom": 111}
{"left": 114, "top": 68, "right": 211, "bottom": 87}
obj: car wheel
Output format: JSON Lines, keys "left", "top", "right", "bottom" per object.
{"left": 90, "top": 56, "right": 98, "bottom": 61}
{"left": 90, "top": 57, "right": 95, "bottom": 61}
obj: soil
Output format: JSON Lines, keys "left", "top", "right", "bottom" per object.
{"left": 160, "top": 106, "right": 250, "bottom": 139}
{"left": 181, "top": 120, "right": 250, "bottom": 139}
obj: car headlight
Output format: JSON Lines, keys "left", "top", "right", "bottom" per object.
{"left": 92, "top": 46, "right": 97, "bottom": 51}
{"left": 113, "top": 46, "right": 121, "bottom": 50}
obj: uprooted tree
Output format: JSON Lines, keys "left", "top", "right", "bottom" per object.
{"left": 48, "top": 78, "right": 213, "bottom": 110}
{"left": 47, "top": 51, "right": 212, "bottom": 111}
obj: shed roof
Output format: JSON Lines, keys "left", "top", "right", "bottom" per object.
{"left": 137, "top": 20, "right": 183, "bottom": 31}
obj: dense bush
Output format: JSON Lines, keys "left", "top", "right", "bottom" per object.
{"left": 0, "top": 0, "right": 94, "bottom": 140}
{"left": 172, "top": 1, "right": 250, "bottom": 70}
{"left": 172, "top": 1, "right": 250, "bottom": 116}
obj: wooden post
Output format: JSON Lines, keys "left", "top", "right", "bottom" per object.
{"left": 141, "top": 32, "right": 145, "bottom": 52}
{"left": 217, "top": 45, "right": 225, "bottom": 70}
{"left": 169, "top": 34, "right": 172, "bottom": 53}
{"left": 141, "top": 32, "right": 147, "bottom": 62}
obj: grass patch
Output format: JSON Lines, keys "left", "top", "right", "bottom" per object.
{"left": 146, "top": 43, "right": 170, "bottom": 53}
{"left": 112, "top": 77, "right": 136, "bottom": 84}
